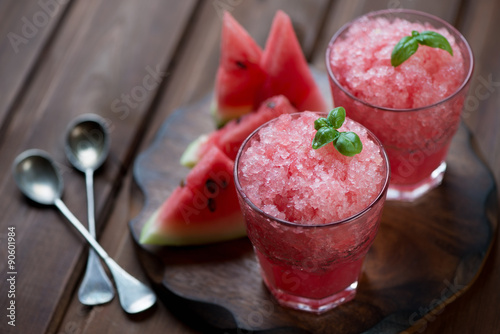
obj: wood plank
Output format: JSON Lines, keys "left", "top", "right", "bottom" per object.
{"left": 0, "top": 0, "right": 196, "bottom": 333}
{"left": 422, "top": 0, "right": 500, "bottom": 333}
{"left": 311, "top": 0, "right": 463, "bottom": 70}
{"left": 457, "top": 0, "right": 500, "bottom": 182}
{"left": 0, "top": 0, "right": 71, "bottom": 140}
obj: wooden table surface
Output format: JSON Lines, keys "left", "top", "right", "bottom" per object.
{"left": 1, "top": 1, "right": 499, "bottom": 333}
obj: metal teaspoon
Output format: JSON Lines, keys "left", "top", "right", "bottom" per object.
{"left": 12, "top": 149, "right": 156, "bottom": 314}
{"left": 64, "top": 114, "right": 114, "bottom": 306}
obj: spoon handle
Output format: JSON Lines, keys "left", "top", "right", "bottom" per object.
{"left": 85, "top": 169, "right": 97, "bottom": 237}
{"left": 77, "top": 169, "right": 115, "bottom": 305}
{"left": 55, "top": 198, "right": 110, "bottom": 260}
{"left": 54, "top": 198, "right": 156, "bottom": 313}
{"left": 103, "top": 257, "right": 157, "bottom": 314}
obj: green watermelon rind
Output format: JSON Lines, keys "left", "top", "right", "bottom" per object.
{"left": 180, "top": 134, "right": 208, "bottom": 168}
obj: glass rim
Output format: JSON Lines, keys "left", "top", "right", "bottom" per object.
{"left": 325, "top": 8, "right": 475, "bottom": 113}
{"left": 234, "top": 112, "right": 391, "bottom": 229}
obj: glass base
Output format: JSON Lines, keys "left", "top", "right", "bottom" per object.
{"left": 263, "top": 277, "right": 357, "bottom": 314}
{"left": 387, "top": 161, "right": 446, "bottom": 201}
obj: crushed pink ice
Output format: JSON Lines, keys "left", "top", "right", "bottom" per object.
{"left": 329, "top": 17, "right": 465, "bottom": 109}
{"left": 238, "top": 112, "right": 385, "bottom": 225}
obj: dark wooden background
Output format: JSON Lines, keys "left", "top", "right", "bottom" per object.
{"left": 0, "top": 0, "right": 499, "bottom": 333}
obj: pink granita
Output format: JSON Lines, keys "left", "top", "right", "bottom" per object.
{"left": 328, "top": 17, "right": 465, "bottom": 109}
{"left": 238, "top": 111, "right": 385, "bottom": 224}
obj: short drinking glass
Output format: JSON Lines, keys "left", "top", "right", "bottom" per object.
{"left": 234, "top": 112, "right": 390, "bottom": 313}
{"left": 326, "top": 9, "right": 474, "bottom": 201}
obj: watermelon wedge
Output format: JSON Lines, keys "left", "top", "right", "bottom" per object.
{"left": 212, "top": 11, "right": 326, "bottom": 128}
{"left": 181, "top": 95, "right": 297, "bottom": 168}
{"left": 212, "top": 11, "right": 266, "bottom": 127}
{"left": 140, "top": 146, "right": 246, "bottom": 246}
{"left": 259, "top": 10, "right": 327, "bottom": 112}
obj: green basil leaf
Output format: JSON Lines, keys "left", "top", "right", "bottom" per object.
{"left": 312, "top": 107, "right": 362, "bottom": 156}
{"left": 312, "top": 127, "right": 339, "bottom": 150}
{"left": 327, "top": 107, "right": 346, "bottom": 129}
{"left": 391, "top": 35, "right": 419, "bottom": 67}
{"left": 314, "top": 117, "right": 329, "bottom": 130}
{"left": 415, "top": 30, "right": 453, "bottom": 56}
{"left": 334, "top": 132, "right": 363, "bottom": 156}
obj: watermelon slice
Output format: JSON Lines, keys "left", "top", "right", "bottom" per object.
{"left": 212, "top": 11, "right": 266, "bottom": 127}
{"left": 259, "top": 10, "right": 327, "bottom": 112}
{"left": 140, "top": 146, "right": 246, "bottom": 246}
{"left": 181, "top": 95, "right": 297, "bottom": 167}
{"left": 212, "top": 11, "right": 326, "bottom": 128}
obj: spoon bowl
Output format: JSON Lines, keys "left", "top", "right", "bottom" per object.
{"left": 65, "top": 114, "right": 110, "bottom": 172}
{"left": 12, "top": 149, "right": 63, "bottom": 205}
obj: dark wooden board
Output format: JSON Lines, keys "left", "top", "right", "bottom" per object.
{"left": 130, "top": 69, "right": 497, "bottom": 333}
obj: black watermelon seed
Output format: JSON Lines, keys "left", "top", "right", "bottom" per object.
{"left": 207, "top": 198, "right": 216, "bottom": 212}
{"left": 205, "top": 179, "right": 218, "bottom": 195}
{"left": 236, "top": 61, "right": 247, "bottom": 69}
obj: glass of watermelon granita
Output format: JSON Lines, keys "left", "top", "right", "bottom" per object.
{"left": 234, "top": 111, "right": 390, "bottom": 313}
{"left": 326, "top": 9, "right": 474, "bottom": 201}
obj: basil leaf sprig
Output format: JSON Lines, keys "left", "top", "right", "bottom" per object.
{"left": 312, "top": 107, "right": 362, "bottom": 157}
{"left": 391, "top": 30, "right": 453, "bottom": 67}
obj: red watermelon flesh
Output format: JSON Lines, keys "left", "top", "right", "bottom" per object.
{"left": 259, "top": 10, "right": 327, "bottom": 112}
{"left": 212, "top": 11, "right": 266, "bottom": 127}
{"left": 140, "top": 146, "right": 245, "bottom": 246}
{"left": 181, "top": 95, "right": 297, "bottom": 167}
